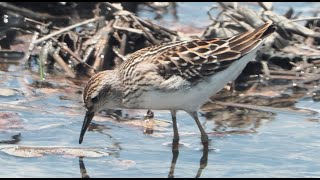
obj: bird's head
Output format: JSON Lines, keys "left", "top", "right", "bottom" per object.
{"left": 79, "top": 70, "right": 122, "bottom": 144}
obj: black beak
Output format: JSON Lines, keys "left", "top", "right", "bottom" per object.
{"left": 79, "top": 110, "right": 95, "bottom": 144}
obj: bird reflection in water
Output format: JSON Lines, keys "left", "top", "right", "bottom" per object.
{"left": 78, "top": 144, "right": 209, "bottom": 178}
{"left": 79, "top": 157, "right": 90, "bottom": 178}
{"left": 168, "top": 143, "right": 209, "bottom": 178}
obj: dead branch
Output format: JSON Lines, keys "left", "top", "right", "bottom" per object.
{"left": 33, "top": 17, "right": 102, "bottom": 45}
{"left": 0, "top": 2, "right": 70, "bottom": 22}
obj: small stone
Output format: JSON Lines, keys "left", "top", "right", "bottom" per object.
{"left": 0, "top": 88, "right": 17, "bottom": 97}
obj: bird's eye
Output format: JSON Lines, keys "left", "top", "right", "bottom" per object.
{"left": 91, "top": 96, "right": 99, "bottom": 103}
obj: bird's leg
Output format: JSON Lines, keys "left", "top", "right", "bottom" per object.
{"left": 170, "top": 110, "right": 179, "bottom": 147}
{"left": 186, "top": 111, "right": 209, "bottom": 145}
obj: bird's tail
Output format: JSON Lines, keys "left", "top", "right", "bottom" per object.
{"left": 227, "top": 21, "right": 277, "bottom": 55}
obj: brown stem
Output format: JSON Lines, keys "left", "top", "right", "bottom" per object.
{"left": 50, "top": 49, "right": 76, "bottom": 78}
{"left": 33, "top": 17, "right": 102, "bottom": 45}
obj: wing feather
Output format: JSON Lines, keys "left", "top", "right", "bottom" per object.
{"left": 120, "top": 21, "right": 277, "bottom": 89}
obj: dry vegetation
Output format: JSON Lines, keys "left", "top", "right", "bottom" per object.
{"left": 1, "top": 2, "right": 320, "bottom": 134}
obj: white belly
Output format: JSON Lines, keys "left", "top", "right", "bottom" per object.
{"left": 135, "top": 46, "right": 261, "bottom": 111}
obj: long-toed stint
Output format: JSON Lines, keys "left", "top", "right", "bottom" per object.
{"left": 79, "top": 21, "right": 277, "bottom": 145}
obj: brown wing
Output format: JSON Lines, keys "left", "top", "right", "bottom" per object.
{"left": 150, "top": 21, "right": 276, "bottom": 83}
{"left": 121, "top": 21, "right": 276, "bottom": 84}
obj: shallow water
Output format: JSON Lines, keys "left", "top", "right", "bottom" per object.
{"left": 1, "top": 2, "right": 320, "bottom": 178}
{"left": 139, "top": 2, "right": 320, "bottom": 30}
